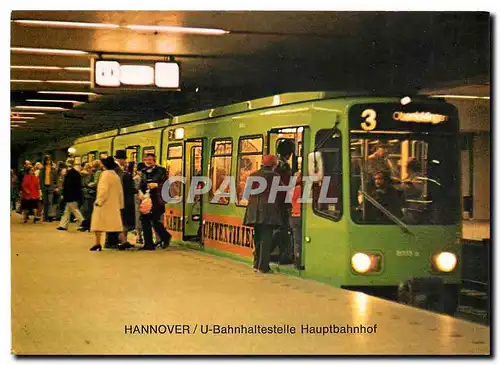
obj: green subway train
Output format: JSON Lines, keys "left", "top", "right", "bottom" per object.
{"left": 27, "top": 92, "right": 463, "bottom": 313}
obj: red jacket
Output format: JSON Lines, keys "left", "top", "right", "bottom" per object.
{"left": 21, "top": 175, "right": 40, "bottom": 200}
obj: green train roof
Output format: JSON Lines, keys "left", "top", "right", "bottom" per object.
{"left": 74, "top": 90, "right": 387, "bottom": 144}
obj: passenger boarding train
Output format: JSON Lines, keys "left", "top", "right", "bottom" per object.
{"left": 28, "top": 91, "right": 462, "bottom": 313}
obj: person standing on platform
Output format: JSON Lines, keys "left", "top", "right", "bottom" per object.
{"left": 133, "top": 162, "right": 145, "bottom": 245}
{"left": 16, "top": 161, "right": 31, "bottom": 214}
{"left": 11, "top": 169, "right": 18, "bottom": 211}
{"left": 243, "top": 155, "right": 283, "bottom": 273}
{"left": 79, "top": 160, "right": 103, "bottom": 231}
{"left": 39, "top": 155, "right": 57, "bottom": 222}
{"left": 89, "top": 157, "right": 124, "bottom": 251}
{"left": 139, "top": 153, "right": 171, "bottom": 250}
{"left": 54, "top": 163, "right": 67, "bottom": 221}
{"left": 273, "top": 139, "right": 295, "bottom": 265}
{"left": 117, "top": 160, "right": 137, "bottom": 250}
{"left": 78, "top": 163, "right": 94, "bottom": 232}
{"left": 20, "top": 166, "right": 41, "bottom": 223}
{"left": 57, "top": 158, "right": 85, "bottom": 231}
{"left": 103, "top": 150, "right": 127, "bottom": 248}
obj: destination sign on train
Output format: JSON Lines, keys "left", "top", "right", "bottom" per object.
{"left": 92, "top": 60, "right": 180, "bottom": 89}
{"left": 348, "top": 102, "right": 457, "bottom": 133}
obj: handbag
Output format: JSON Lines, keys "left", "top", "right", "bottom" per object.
{"left": 139, "top": 190, "right": 153, "bottom": 215}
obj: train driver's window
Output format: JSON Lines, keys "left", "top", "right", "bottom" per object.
{"left": 236, "top": 136, "right": 263, "bottom": 206}
{"left": 209, "top": 139, "right": 233, "bottom": 205}
{"left": 166, "top": 144, "right": 183, "bottom": 201}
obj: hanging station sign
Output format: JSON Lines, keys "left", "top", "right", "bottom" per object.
{"left": 91, "top": 59, "right": 180, "bottom": 91}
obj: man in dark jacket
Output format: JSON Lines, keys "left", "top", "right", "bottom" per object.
{"left": 139, "top": 153, "right": 171, "bottom": 250}
{"left": 57, "top": 158, "right": 84, "bottom": 231}
{"left": 39, "top": 155, "right": 57, "bottom": 222}
{"left": 243, "top": 155, "right": 283, "bottom": 273}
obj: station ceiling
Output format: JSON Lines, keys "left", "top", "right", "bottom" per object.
{"left": 10, "top": 11, "right": 490, "bottom": 152}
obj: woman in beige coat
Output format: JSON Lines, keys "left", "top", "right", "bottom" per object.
{"left": 90, "top": 157, "right": 124, "bottom": 251}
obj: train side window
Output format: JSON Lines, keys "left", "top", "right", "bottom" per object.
{"left": 312, "top": 129, "right": 342, "bottom": 221}
{"left": 209, "top": 138, "right": 233, "bottom": 205}
{"left": 166, "top": 144, "right": 183, "bottom": 201}
{"left": 236, "top": 135, "right": 263, "bottom": 206}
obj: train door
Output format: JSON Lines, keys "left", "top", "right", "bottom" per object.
{"left": 182, "top": 139, "right": 204, "bottom": 241}
{"left": 267, "top": 127, "right": 306, "bottom": 270}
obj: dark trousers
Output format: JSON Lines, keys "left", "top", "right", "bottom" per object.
{"left": 140, "top": 209, "right": 171, "bottom": 248}
{"left": 80, "top": 196, "right": 95, "bottom": 229}
{"left": 253, "top": 224, "right": 274, "bottom": 271}
{"left": 42, "top": 186, "right": 55, "bottom": 220}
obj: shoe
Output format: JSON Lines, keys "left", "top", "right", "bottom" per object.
{"left": 47, "top": 217, "right": 53, "bottom": 222}
{"left": 139, "top": 245, "right": 155, "bottom": 251}
{"left": 56, "top": 227, "right": 67, "bottom": 231}
{"left": 154, "top": 240, "right": 162, "bottom": 247}
{"left": 34, "top": 217, "right": 40, "bottom": 223}
{"left": 118, "top": 242, "right": 134, "bottom": 251}
{"left": 90, "top": 244, "right": 102, "bottom": 251}
{"left": 23, "top": 219, "right": 28, "bottom": 224}
{"left": 77, "top": 226, "right": 89, "bottom": 232}
{"left": 258, "top": 268, "right": 274, "bottom": 274}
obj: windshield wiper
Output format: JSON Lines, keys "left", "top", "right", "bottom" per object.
{"left": 362, "top": 191, "right": 413, "bottom": 235}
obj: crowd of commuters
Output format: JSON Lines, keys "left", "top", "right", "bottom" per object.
{"left": 11, "top": 151, "right": 171, "bottom": 252}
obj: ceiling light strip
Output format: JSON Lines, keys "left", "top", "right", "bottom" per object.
{"left": 11, "top": 79, "right": 91, "bottom": 84}
{"left": 11, "top": 47, "right": 89, "bottom": 55}
{"left": 14, "top": 106, "right": 69, "bottom": 111}
{"left": 429, "top": 95, "right": 490, "bottom": 100}
{"left": 13, "top": 20, "right": 120, "bottom": 29}
{"left": 38, "top": 91, "right": 97, "bottom": 96}
{"left": 12, "top": 19, "right": 229, "bottom": 35}
{"left": 11, "top": 65, "right": 91, "bottom": 71}
{"left": 26, "top": 99, "right": 83, "bottom": 103}
{"left": 125, "top": 24, "right": 229, "bottom": 35}
{"left": 10, "top": 112, "right": 45, "bottom": 115}
{"left": 11, "top": 116, "right": 36, "bottom": 119}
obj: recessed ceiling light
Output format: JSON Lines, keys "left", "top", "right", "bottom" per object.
{"left": 14, "top": 106, "right": 69, "bottom": 111}
{"left": 10, "top": 112, "right": 45, "bottom": 115}
{"left": 125, "top": 24, "right": 229, "bottom": 35}
{"left": 11, "top": 121, "right": 28, "bottom": 124}
{"left": 26, "top": 99, "right": 83, "bottom": 104}
{"left": 11, "top": 79, "right": 91, "bottom": 84}
{"left": 10, "top": 79, "right": 43, "bottom": 83}
{"left": 11, "top": 47, "right": 89, "bottom": 55}
{"left": 11, "top": 116, "right": 35, "bottom": 120}
{"left": 12, "top": 19, "right": 229, "bottom": 35}
{"left": 13, "top": 20, "right": 120, "bottom": 29}
{"left": 46, "top": 80, "right": 91, "bottom": 84}
{"left": 429, "top": 95, "right": 490, "bottom": 100}
{"left": 38, "top": 91, "right": 97, "bottom": 96}
{"left": 11, "top": 65, "right": 91, "bottom": 71}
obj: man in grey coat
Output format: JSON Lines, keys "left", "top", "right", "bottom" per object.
{"left": 243, "top": 155, "right": 283, "bottom": 273}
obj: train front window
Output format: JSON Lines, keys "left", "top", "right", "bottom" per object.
{"left": 350, "top": 135, "right": 459, "bottom": 225}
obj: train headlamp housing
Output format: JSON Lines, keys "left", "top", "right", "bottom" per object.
{"left": 351, "top": 252, "right": 382, "bottom": 274}
{"left": 432, "top": 251, "right": 457, "bottom": 273}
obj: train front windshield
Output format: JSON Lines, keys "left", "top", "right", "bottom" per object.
{"left": 348, "top": 102, "right": 460, "bottom": 226}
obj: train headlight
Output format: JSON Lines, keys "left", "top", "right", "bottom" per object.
{"left": 433, "top": 252, "right": 457, "bottom": 273}
{"left": 351, "top": 253, "right": 372, "bottom": 273}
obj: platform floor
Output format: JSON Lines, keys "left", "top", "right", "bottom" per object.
{"left": 11, "top": 214, "right": 490, "bottom": 355}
